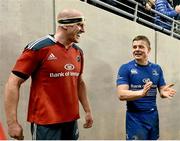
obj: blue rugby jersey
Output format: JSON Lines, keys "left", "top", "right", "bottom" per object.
{"left": 116, "top": 60, "right": 166, "bottom": 111}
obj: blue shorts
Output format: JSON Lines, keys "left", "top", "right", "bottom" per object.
{"left": 31, "top": 120, "right": 79, "bottom": 140}
{"left": 126, "top": 108, "right": 159, "bottom": 140}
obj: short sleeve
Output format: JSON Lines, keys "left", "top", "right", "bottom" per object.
{"left": 12, "top": 49, "right": 42, "bottom": 77}
{"left": 116, "top": 64, "right": 129, "bottom": 86}
{"left": 157, "top": 65, "right": 166, "bottom": 87}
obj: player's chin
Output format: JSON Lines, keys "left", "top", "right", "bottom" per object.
{"left": 74, "top": 38, "right": 80, "bottom": 43}
{"left": 134, "top": 55, "right": 142, "bottom": 60}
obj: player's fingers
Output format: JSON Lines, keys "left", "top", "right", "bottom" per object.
{"left": 146, "top": 81, "right": 153, "bottom": 88}
{"left": 168, "top": 88, "right": 176, "bottom": 94}
{"left": 146, "top": 81, "right": 153, "bottom": 85}
{"left": 163, "top": 93, "right": 173, "bottom": 99}
{"left": 143, "top": 87, "right": 150, "bottom": 93}
{"left": 144, "top": 87, "right": 149, "bottom": 93}
{"left": 144, "top": 82, "right": 151, "bottom": 88}
{"left": 144, "top": 82, "right": 152, "bottom": 91}
{"left": 171, "top": 92, "right": 176, "bottom": 96}
{"left": 171, "top": 90, "right": 176, "bottom": 94}
{"left": 170, "top": 94, "right": 174, "bottom": 97}
{"left": 83, "top": 120, "right": 93, "bottom": 128}
{"left": 83, "top": 123, "right": 90, "bottom": 128}
{"left": 85, "top": 123, "right": 92, "bottom": 128}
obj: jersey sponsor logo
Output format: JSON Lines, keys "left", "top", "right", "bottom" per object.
{"left": 64, "top": 64, "right": 75, "bottom": 70}
{"left": 131, "top": 84, "right": 157, "bottom": 89}
{"left": 147, "top": 89, "right": 157, "bottom": 96}
{"left": 47, "top": 53, "right": 57, "bottom": 60}
{"left": 142, "top": 78, "right": 151, "bottom": 83}
{"left": 152, "top": 69, "right": 159, "bottom": 76}
{"left": 49, "top": 72, "right": 79, "bottom": 77}
{"left": 131, "top": 84, "right": 142, "bottom": 89}
{"left": 130, "top": 69, "right": 138, "bottom": 74}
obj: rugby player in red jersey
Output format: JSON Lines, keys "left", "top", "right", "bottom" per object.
{"left": 4, "top": 9, "right": 93, "bottom": 140}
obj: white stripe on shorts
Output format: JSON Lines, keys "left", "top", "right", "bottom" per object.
{"left": 32, "top": 123, "right": 37, "bottom": 140}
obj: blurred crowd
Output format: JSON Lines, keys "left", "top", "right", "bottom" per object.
{"left": 80, "top": 0, "right": 180, "bottom": 33}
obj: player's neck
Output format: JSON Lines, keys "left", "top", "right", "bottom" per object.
{"left": 54, "top": 34, "right": 73, "bottom": 49}
{"left": 135, "top": 59, "right": 148, "bottom": 66}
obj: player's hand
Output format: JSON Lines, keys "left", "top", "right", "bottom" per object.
{"left": 141, "top": 81, "right": 153, "bottom": 96}
{"left": 161, "top": 84, "right": 176, "bottom": 99}
{"left": 8, "top": 122, "right": 24, "bottom": 140}
{"left": 83, "top": 112, "right": 93, "bottom": 128}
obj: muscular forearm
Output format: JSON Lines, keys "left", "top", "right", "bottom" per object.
{"left": 4, "top": 83, "right": 24, "bottom": 140}
{"left": 118, "top": 89, "right": 144, "bottom": 101}
{"left": 5, "top": 82, "right": 20, "bottom": 125}
{"left": 4, "top": 73, "right": 25, "bottom": 140}
{"left": 4, "top": 73, "right": 24, "bottom": 125}
{"left": 117, "top": 82, "right": 152, "bottom": 101}
{"left": 78, "top": 78, "right": 91, "bottom": 113}
{"left": 78, "top": 77, "right": 93, "bottom": 128}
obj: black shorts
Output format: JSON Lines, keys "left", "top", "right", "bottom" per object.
{"left": 31, "top": 120, "right": 79, "bottom": 140}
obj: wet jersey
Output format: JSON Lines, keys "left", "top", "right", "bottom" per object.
{"left": 13, "top": 35, "right": 83, "bottom": 124}
{"left": 116, "top": 60, "right": 166, "bottom": 111}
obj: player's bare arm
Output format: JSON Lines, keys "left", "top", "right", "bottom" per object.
{"left": 117, "top": 81, "right": 153, "bottom": 101}
{"left": 77, "top": 75, "right": 93, "bottom": 128}
{"left": 4, "top": 73, "right": 25, "bottom": 140}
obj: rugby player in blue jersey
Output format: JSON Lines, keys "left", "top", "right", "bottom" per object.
{"left": 116, "top": 35, "right": 176, "bottom": 140}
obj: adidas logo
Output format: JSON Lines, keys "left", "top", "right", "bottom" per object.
{"left": 47, "top": 53, "right": 57, "bottom": 60}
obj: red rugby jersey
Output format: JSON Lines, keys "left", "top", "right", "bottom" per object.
{"left": 13, "top": 35, "right": 84, "bottom": 124}
{"left": 0, "top": 122, "right": 6, "bottom": 140}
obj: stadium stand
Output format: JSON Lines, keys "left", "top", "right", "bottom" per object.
{"left": 80, "top": 0, "right": 180, "bottom": 39}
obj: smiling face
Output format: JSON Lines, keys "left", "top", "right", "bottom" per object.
{"left": 66, "top": 21, "right": 85, "bottom": 43}
{"left": 56, "top": 9, "right": 85, "bottom": 44}
{"left": 132, "top": 39, "right": 151, "bottom": 65}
